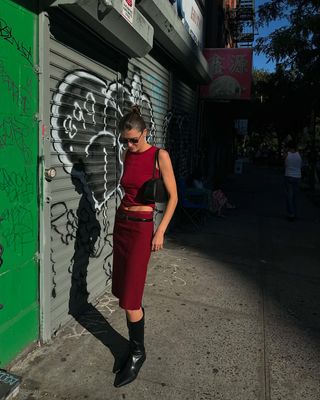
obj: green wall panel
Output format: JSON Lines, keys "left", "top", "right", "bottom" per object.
{"left": 0, "top": 0, "right": 39, "bottom": 366}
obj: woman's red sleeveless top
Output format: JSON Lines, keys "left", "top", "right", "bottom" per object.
{"left": 120, "top": 146, "right": 160, "bottom": 209}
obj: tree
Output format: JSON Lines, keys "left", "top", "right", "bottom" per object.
{"left": 255, "top": 0, "right": 320, "bottom": 186}
{"left": 256, "top": 0, "right": 320, "bottom": 76}
{"left": 251, "top": 67, "right": 311, "bottom": 158}
{"left": 255, "top": 0, "right": 320, "bottom": 112}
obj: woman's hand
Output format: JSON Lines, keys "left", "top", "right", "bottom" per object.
{"left": 151, "top": 230, "right": 164, "bottom": 251}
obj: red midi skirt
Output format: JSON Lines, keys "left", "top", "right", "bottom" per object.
{"left": 112, "top": 207, "right": 154, "bottom": 310}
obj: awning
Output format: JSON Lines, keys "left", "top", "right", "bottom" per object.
{"left": 48, "top": 0, "right": 154, "bottom": 58}
{"left": 136, "top": 0, "right": 211, "bottom": 84}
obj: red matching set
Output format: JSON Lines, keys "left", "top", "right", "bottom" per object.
{"left": 112, "top": 146, "right": 160, "bottom": 310}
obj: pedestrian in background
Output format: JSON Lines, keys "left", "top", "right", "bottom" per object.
{"left": 284, "top": 140, "right": 302, "bottom": 221}
{"left": 112, "top": 106, "right": 177, "bottom": 387}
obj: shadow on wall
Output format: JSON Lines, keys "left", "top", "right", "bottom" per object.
{"left": 48, "top": 7, "right": 129, "bottom": 77}
{"left": 165, "top": 110, "right": 192, "bottom": 178}
{"left": 68, "top": 161, "right": 129, "bottom": 372}
{"left": 11, "top": 0, "right": 39, "bottom": 13}
{"left": 68, "top": 161, "right": 101, "bottom": 316}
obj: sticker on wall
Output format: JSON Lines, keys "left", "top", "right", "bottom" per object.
{"left": 122, "top": 0, "right": 135, "bottom": 24}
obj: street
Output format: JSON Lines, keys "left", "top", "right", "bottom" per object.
{"left": 12, "top": 165, "right": 320, "bottom": 400}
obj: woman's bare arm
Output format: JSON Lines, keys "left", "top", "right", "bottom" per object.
{"left": 152, "top": 149, "right": 178, "bottom": 251}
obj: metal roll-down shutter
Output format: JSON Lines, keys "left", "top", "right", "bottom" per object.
{"left": 48, "top": 34, "right": 121, "bottom": 334}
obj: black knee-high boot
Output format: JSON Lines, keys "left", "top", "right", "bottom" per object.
{"left": 114, "top": 311, "right": 146, "bottom": 388}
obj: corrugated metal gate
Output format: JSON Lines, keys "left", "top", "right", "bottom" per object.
{"left": 49, "top": 36, "right": 120, "bottom": 332}
{"left": 45, "top": 26, "right": 170, "bottom": 335}
{"left": 167, "top": 78, "right": 198, "bottom": 178}
{"left": 126, "top": 56, "right": 170, "bottom": 148}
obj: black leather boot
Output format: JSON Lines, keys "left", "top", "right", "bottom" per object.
{"left": 114, "top": 311, "right": 146, "bottom": 388}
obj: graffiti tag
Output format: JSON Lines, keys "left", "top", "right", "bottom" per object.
{"left": 0, "top": 168, "right": 33, "bottom": 203}
{"left": 0, "top": 18, "right": 33, "bottom": 65}
{"left": 1, "top": 206, "right": 34, "bottom": 253}
{"left": 0, "top": 117, "right": 33, "bottom": 163}
{"left": 0, "top": 60, "right": 32, "bottom": 113}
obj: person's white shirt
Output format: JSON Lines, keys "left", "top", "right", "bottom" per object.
{"left": 285, "top": 151, "right": 302, "bottom": 178}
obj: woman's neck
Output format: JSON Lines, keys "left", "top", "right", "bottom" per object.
{"left": 136, "top": 143, "right": 152, "bottom": 153}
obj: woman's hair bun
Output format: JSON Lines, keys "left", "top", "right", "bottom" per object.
{"left": 118, "top": 104, "right": 146, "bottom": 132}
{"left": 131, "top": 105, "right": 141, "bottom": 116}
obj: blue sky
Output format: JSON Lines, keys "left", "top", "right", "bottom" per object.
{"left": 253, "top": 0, "right": 288, "bottom": 71}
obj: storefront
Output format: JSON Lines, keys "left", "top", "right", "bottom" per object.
{"left": 1, "top": 0, "right": 210, "bottom": 365}
{"left": 38, "top": 0, "right": 210, "bottom": 341}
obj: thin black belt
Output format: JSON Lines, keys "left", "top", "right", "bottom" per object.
{"left": 117, "top": 213, "right": 153, "bottom": 222}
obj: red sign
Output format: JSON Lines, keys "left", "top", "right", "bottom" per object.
{"left": 225, "top": 0, "right": 237, "bottom": 9}
{"left": 200, "top": 48, "right": 253, "bottom": 100}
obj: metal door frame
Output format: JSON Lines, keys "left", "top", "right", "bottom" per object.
{"left": 38, "top": 11, "right": 52, "bottom": 342}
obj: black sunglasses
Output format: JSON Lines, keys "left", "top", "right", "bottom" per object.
{"left": 119, "top": 132, "right": 143, "bottom": 145}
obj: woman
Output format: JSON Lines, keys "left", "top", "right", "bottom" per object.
{"left": 284, "top": 140, "right": 302, "bottom": 221}
{"left": 112, "top": 106, "right": 178, "bottom": 388}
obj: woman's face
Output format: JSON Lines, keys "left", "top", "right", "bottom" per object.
{"left": 120, "top": 128, "right": 147, "bottom": 152}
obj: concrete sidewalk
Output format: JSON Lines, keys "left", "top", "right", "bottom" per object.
{"left": 11, "top": 166, "right": 320, "bottom": 400}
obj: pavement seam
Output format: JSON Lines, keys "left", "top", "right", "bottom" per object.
{"left": 258, "top": 216, "right": 271, "bottom": 400}
{"left": 261, "top": 268, "right": 271, "bottom": 400}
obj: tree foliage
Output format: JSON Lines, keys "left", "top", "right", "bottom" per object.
{"left": 253, "top": 1, "right": 320, "bottom": 178}
{"left": 255, "top": 0, "right": 320, "bottom": 140}
{"left": 251, "top": 67, "right": 311, "bottom": 154}
{"left": 256, "top": 0, "right": 320, "bottom": 81}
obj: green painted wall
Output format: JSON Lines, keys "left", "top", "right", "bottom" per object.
{"left": 0, "top": 0, "right": 39, "bottom": 366}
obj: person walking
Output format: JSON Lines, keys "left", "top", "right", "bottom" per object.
{"left": 112, "top": 106, "right": 178, "bottom": 387}
{"left": 284, "top": 140, "right": 302, "bottom": 221}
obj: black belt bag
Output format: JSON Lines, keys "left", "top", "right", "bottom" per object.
{"left": 141, "top": 149, "right": 168, "bottom": 204}
{"left": 117, "top": 213, "right": 153, "bottom": 222}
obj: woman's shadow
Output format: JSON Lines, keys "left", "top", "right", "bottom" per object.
{"left": 69, "top": 161, "right": 129, "bottom": 372}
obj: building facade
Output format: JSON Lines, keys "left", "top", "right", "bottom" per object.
{"left": 0, "top": 0, "right": 211, "bottom": 366}
{"left": 199, "top": 0, "right": 255, "bottom": 185}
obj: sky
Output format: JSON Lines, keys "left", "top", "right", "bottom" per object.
{"left": 253, "top": 0, "right": 288, "bottom": 71}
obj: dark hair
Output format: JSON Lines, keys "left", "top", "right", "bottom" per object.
{"left": 118, "top": 105, "right": 146, "bottom": 133}
{"left": 287, "top": 140, "right": 297, "bottom": 150}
